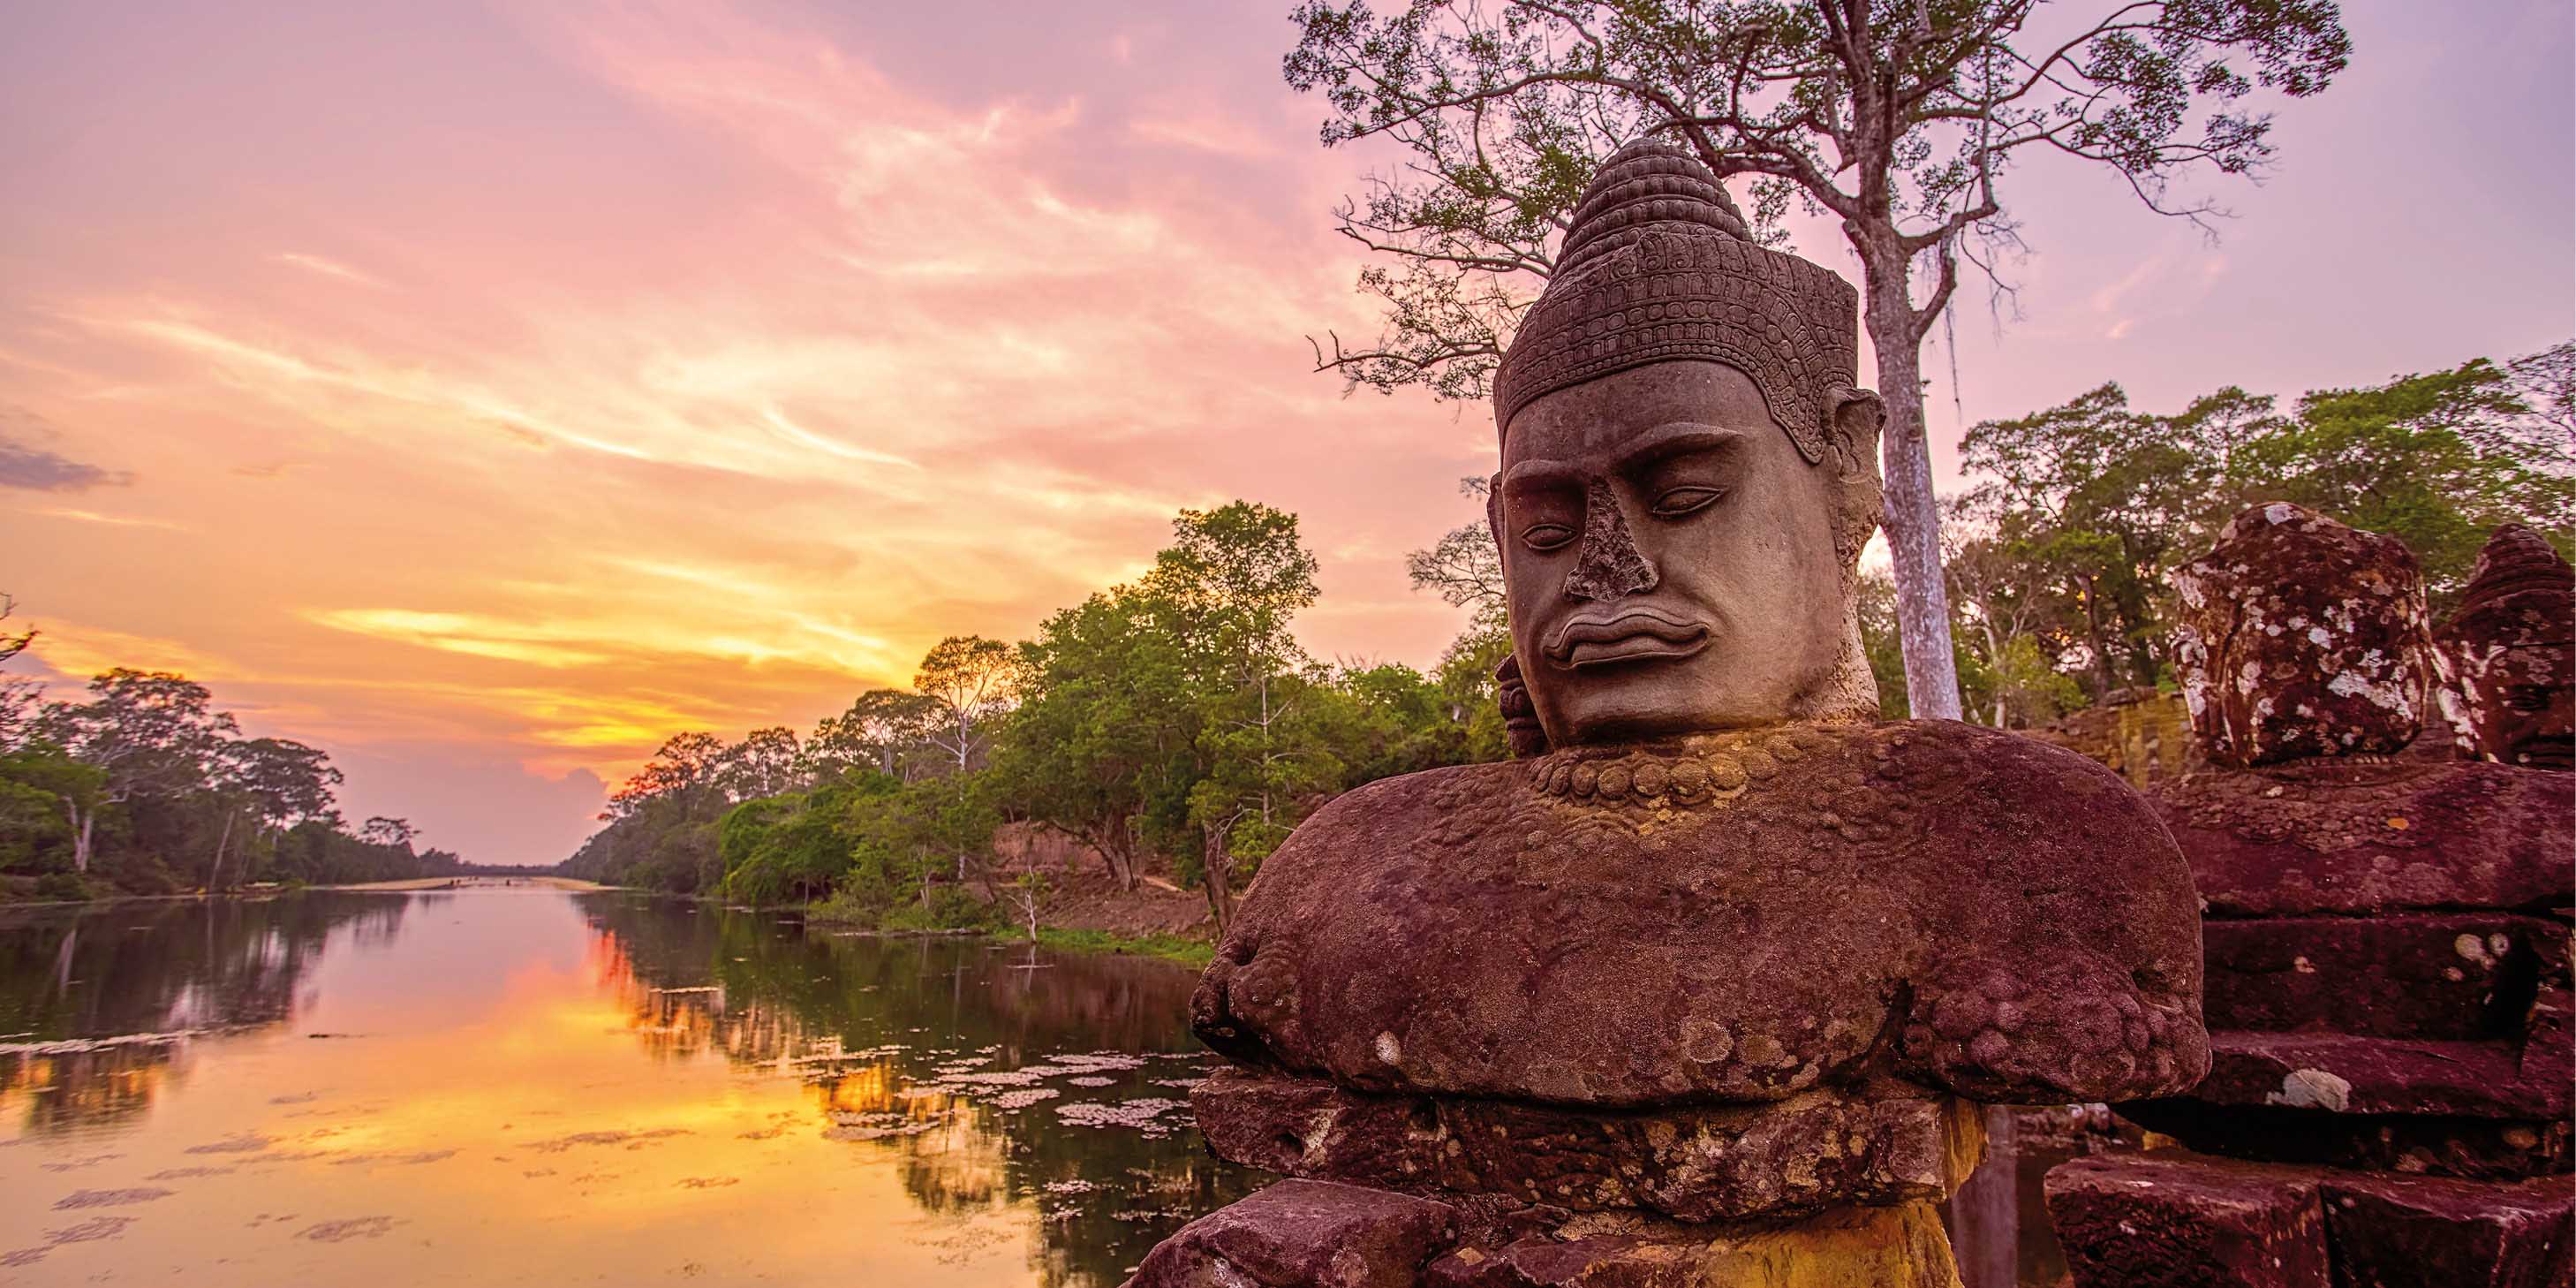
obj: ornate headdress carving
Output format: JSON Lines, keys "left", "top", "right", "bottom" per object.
{"left": 2447, "top": 525, "right": 2573, "bottom": 623}
{"left": 1492, "top": 138, "right": 1860, "bottom": 459}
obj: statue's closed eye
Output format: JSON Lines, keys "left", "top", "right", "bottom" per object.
{"left": 1651, "top": 486, "right": 1724, "bottom": 517}
{"left": 1522, "top": 523, "right": 1576, "bottom": 552}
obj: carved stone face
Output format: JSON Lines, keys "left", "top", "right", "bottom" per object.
{"left": 2458, "top": 643, "right": 2573, "bottom": 769}
{"left": 1492, "top": 360, "right": 1848, "bottom": 746}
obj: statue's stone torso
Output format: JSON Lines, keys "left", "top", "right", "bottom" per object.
{"left": 1193, "top": 720, "right": 2210, "bottom": 1110}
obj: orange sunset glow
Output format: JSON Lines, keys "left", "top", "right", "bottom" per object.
{"left": 5, "top": 0, "right": 2567, "bottom": 864}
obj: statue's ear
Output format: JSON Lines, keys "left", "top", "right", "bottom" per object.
{"left": 1484, "top": 473, "right": 1507, "bottom": 552}
{"left": 1831, "top": 388, "right": 1885, "bottom": 468}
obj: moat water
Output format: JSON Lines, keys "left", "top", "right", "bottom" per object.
{"left": 0, "top": 888, "right": 1254, "bottom": 1286}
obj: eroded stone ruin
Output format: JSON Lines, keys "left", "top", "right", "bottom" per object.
{"left": 2045, "top": 507, "right": 2575, "bottom": 1287}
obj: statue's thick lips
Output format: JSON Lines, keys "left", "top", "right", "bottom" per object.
{"left": 1542, "top": 607, "right": 1711, "bottom": 670}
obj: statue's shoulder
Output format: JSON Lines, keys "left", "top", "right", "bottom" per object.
{"left": 1845, "top": 723, "right": 2211, "bottom": 1103}
{"left": 1792, "top": 719, "right": 2172, "bottom": 854}
{"left": 1261, "top": 759, "right": 1529, "bottom": 870}
{"left": 1852, "top": 717, "right": 2183, "bottom": 891}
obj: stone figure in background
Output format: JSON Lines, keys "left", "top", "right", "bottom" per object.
{"left": 2437, "top": 523, "right": 2575, "bottom": 770}
{"left": 1492, "top": 653, "right": 1548, "bottom": 759}
{"left": 2170, "top": 502, "right": 2436, "bottom": 767}
{"left": 2047, "top": 504, "right": 2573, "bottom": 1288}
{"left": 1132, "top": 140, "right": 2210, "bottom": 1288}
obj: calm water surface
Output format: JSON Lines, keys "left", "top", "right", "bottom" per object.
{"left": 0, "top": 888, "right": 1255, "bottom": 1286}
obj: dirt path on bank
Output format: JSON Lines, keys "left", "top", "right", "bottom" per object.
{"left": 1032, "top": 869, "right": 1214, "bottom": 940}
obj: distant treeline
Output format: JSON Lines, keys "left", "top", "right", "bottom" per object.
{"left": 563, "top": 342, "right": 2571, "bottom": 931}
{"left": 0, "top": 651, "right": 461, "bottom": 900}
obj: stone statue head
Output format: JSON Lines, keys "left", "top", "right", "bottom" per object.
{"left": 2436, "top": 524, "right": 2574, "bottom": 769}
{"left": 1487, "top": 140, "right": 1885, "bottom": 748}
{"left": 2172, "top": 503, "right": 2435, "bottom": 768}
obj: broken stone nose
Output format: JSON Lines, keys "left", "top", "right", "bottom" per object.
{"left": 1565, "top": 478, "right": 1658, "bottom": 601}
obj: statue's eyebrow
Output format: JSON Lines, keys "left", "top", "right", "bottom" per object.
{"left": 1501, "top": 424, "right": 1745, "bottom": 494}
{"left": 1613, "top": 423, "right": 1746, "bottom": 471}
{"left": 1500, "top": 458, "right": 1578, "bottom": 493}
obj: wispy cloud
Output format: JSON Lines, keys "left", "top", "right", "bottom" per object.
{"left": 274, "top": 252, "right": 389, "bottom": 289}
{"left": 29, "top": 507, "right": 182, "bottom": 529}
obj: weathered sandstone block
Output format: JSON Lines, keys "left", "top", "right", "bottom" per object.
{"left": 2172, "top": 503, "right": 2436, "bottom": 767}
{"left": 1123, "top": 1178, "right": 1457, "bottom": 1288}
{"left": 2046, "top": 1154, "right": 2330, "bottom": 1288}
{"left": 1190, "top": 1069, "right": 1981, "bottom": 1223}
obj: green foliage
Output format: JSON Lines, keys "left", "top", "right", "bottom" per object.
{"left": 1031, "top": 927, "right": 1216, "bottom": 970}
{"left": 1406, "top": 479, "right": 1520, "bottom": 764}
{"left": 1855, "top": 570, "right": 1911, "bottom": 720}
{"left": 715, "top": 794, "right": 842, "bottom": 905}
{"left": 880, "top": 886, "right": 998, "bottom": 933}
{"left": 32, "top": 871, "right": 94, "bottom": 902}
{"left": 2250, "top": 360, "right": 2573, "bottom": 600}
{"left": 989, "top": 585, "right": 1195, "bottom": 890}
{"left": 573, "top": 498, "right": 1489, "bottom": 940}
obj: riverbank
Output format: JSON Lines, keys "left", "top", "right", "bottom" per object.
{"left": 957, "top": 865, "right": 1216, "bottom": 967}
{"left": 1032, "top": 927, "right": 1213, "bottom": 969}
{"left": 789, "top": 867, "right": 1220, "bottom": 969}
{"left": 320, "top": 875, "right": 615, "bottom": 892}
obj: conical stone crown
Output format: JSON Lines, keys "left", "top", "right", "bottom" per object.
{"left": 1492, "top": 138, "right": 1859, "bottom": 463}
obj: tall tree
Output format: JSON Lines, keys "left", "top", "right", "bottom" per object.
{"left": 808, "top": 689, "right": 944, "bottom": 782}
{"left": 208, "top": 737, "right": 341, "bottom": 890}
{"left": 604, "top": 731, "right": 729, "bottom": 821}
{"left": 1144, "top": 503, "right": 1326, "bottom": 928}
{"left": 1284, "top": 0, "right": 2351, "bottom": 718}
{"left": 0, "top": 594, "right": 38, "bottom": 754}
{"left": 719, "top": 726, "right": 805, "bottom": 800}
{"left": 1405, "top": 479, "right": 1515, "bottom": 761}
{"left": 993, "top": 588, "right": 1194, "bottom": 890}
{"left": 913, "top": 636, "right": 1019, "bottom": 773}
{"left": 359, "top": 815, "right": 418, "bottom": 850}
{"left": 34, "top": 670, "right": 238, "bottom": 873}
{"left": 1959, "top": 381, "right": 2242, "bottom": 694}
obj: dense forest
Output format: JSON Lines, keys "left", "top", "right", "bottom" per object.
{"left": 0, "top": 641, "right": 462, "bottom": 899}
{"left": 562, "top": 343, "right": 2572, "bottom": 931}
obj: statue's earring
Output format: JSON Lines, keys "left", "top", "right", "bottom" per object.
{"left": 1829, "top": 389, "right": 1886, "bottom": 470}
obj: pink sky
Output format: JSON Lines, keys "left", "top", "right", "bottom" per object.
{"left": 4, "top": 0, "right": 2568, "bottom": 864}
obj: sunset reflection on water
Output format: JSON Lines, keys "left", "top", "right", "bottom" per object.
{"left": 0, "top": 890, "right": 1251, "bottom": 1285}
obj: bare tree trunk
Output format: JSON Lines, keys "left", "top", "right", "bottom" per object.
{"left": 1857, "top": 244, "right": 1963, "bottom": 721}
{"left": 2080, "top": 577, "right": 2119, "bottom": 699}
{"left": 1201, "top": 825, "right": 1235, "bottom": 936}
{"left": 209, "top": 811, "right": 235, "bottom": 892}
{"left": 69, "top": 804, "right": 94, "bottom": 875}
{"left": 1980, "top": 617, "right": 2009, "bottom": 728}
{"left": 1087, "top": 820, "right": 1138, "bottom": 891}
